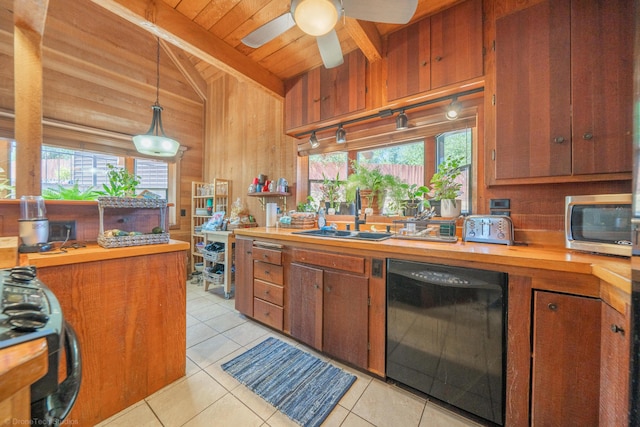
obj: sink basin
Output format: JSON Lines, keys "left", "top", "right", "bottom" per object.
{"left": 292, "top": 229, "right": 392, "bottom": 241}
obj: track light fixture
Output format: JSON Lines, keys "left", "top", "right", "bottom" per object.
{"left": 295, "top": 87, "right": 484, "bottom": 142}
{"left": 396, "top": 110, "right": 409, "bottom": 130}
{"left": 335, "top": 124, "right": 347, "bottom": 143}
{"left": 309, "top": 131, "right": 320, "bottom": 148}
{"left": 445, "top": 97, "right": 462, "bottom": 120}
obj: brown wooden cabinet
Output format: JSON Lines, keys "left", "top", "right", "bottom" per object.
{"left": 234, "top": 236, "right": 254, "bottom": 316}
{"left": 531, "top": 290, "right": 601, "bottom": 426}
{"left": 386, "top": 0, "right": 482, "bottom": 101}
{"left": 289, "top": 249, "right": 369, "bottom": 369}
{"left": 494, "top": 0, "right": 633, "bottom": 181}
{"left": 284, "top": 50, "right": 366, "bottom": 131}
{"left": 600, "top": 302, "right": 630, "bottom": 426}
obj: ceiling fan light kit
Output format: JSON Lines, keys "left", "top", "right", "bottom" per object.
{"left": 293, "top": 0, "right": 340, "bottom": 36}
{"left": 242, "top": 0, "right": 418, "bottom": 69}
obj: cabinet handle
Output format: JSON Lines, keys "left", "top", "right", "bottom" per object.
{"left": 314, "top": 284, "right": 319, "bottom": 289}
{"left": 264, "top": 289, "right": 270, "bottom": 295}
{"left": 553, "top": 137, "right": 565, "bottom": 144}
{"left": 434, "top": 56, "right": 442, "bottom": 62}
{"left": 611, "top": 324, "right": 625, "bottom": 334}
{"left": 326, "top": 286, "right": 331, "bottom": 293}
{"left": 547, "top": 303, "right": 558, "bottom": 311}
{"left": 583, "top": 132, "right": 593, "bottom": 140}
{"left": 421, "top": 60, "right": 427, "bottom": 66}
{"left": 264, "top": 270, "right": 270, "bottom": 275}
{"left": 264, "top": 311, "right": 270, "bottom": 316}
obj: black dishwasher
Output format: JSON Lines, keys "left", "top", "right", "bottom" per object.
{"left": 386, "top": 259, "right": 506, "bottom": 426}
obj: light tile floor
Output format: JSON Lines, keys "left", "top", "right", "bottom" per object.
{"left": 97, "top": 281, "right": 485, "bottom": 427}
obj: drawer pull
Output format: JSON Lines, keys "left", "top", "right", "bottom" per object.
{"left": 314, "top": 284, "right": 319, "bottom": 289}
{"left": 547, "top": 303, "right": 558, "bottom": 311}
{"left": 264, "top": 311, "right": 270, "bottom": 316}
{"left": 264, "top": 290, "right": 270, "bottom": 295}
{"left": 264, "top": 270, "right": 270, "bottom": 275}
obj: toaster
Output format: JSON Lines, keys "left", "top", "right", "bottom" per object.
{"left": 463, "top": 215, "right": 514, "bottom": 245}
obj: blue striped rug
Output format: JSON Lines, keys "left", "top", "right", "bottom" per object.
{"left": 221, "top": 337, "right": 356, "bottom": 427}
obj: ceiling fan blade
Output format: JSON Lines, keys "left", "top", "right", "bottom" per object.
{"left": 241, "top": 13, "right": 296, "bottom": 48}
{"left": 343, "top": 0, "right": 418, "bottom": 24}
{"left": 316, "top": 30, "right": 344, "bottom": 68}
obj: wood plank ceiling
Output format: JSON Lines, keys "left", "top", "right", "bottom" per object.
{"left": 93, "top": 0, "right": 464, "bottom": 96}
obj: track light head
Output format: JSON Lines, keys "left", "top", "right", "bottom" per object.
{"left": 396, "top": 111, "right": 409, "bottom": 130}
{"left": 309, "top": 131, "right": 320, "bottom": 148}
{"left": 445, "top": 98, "right": 462, "bottom": 120}
{"left": 336, "top": 125, "right": 346, "bottom": 143}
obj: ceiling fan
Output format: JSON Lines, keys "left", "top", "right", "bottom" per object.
{"left": 241, "top": 0, "right": 418, "bottom": 69}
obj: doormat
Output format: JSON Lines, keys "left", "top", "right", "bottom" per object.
{"left": 221, "top": 336, "right": 356, "bottom": 427}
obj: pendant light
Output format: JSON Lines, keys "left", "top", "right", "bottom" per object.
{"left": 445, "top": 97, "right": 462, "bottom": 120}
{"left": 132, "top": 38, "right": 180, "bottom": 157}
{"left": 396, "top": 110, "right": 409, "bottom": 130}
{"left": 309, "top": 131, "right": 320, "bottom": 148}
{"left": 335, "top": 124, "right": 347, "bottom": 143}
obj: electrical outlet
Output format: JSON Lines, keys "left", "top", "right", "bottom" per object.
{"left": 49, "top": 220, "right": 76, "bottom": 241}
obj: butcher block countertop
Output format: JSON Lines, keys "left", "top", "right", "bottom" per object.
{"left": 20, "top": 239, "right": 190, "bottom": 268}
{"left": 234, "top": 227, "right": 631, "bottom": 311}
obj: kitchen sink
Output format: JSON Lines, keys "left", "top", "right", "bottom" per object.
{"left": 292, "top": 229, "right": 392, "bottom": 241}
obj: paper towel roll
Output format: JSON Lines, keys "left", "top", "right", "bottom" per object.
{"left": 266, "top": 203, "right": 278, "bottom": 227}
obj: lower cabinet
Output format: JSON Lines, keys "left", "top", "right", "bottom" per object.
{"left": 600, "top": 302, "right": 630, "bottom": 426}
{"left": 252, "top": 244, "right": 284, "bottom": 330}
{"left": 531, "top": 291, "right": 601, "bottom": 426}
{"left": 289, "top": 261, "right": 369, "bottom": 369}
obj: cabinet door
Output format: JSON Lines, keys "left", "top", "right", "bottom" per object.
{"left": 495, "top": 0, "right": 572, "bottom": 179}
{"left": 386, "top": 18, "right": 431, "bottom": 101}
{"left": 234, "top": 237, "right": 254, "bottom": 316}
{"left": 599, "top": 303, "right": 630, "bottom": 426}
{"left": 319, "top": 49, "right": 366, "bottom": 121}
{"left": 430, "top": 0, "right": 483, "bottom": 89}
{"left": 289, "top": 263, "right": 323, "bottom": 350}
{"left": 284, "top": 67, "right": 321, "bottom": 130}
{"left": 323, "top": 270, "right": 368, "bottom": 369}
{"left": 570, "top": 0, "right": 634, "bottom": 175}
{"left": 531, "top": 291, "right": 600, "bottom": 426}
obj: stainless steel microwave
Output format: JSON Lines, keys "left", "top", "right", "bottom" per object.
{"left": 565, "top": 194, "right": 632, "bottom": 257}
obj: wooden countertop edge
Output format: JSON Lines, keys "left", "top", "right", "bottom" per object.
{"left": 21, "top": 239, "right": 190, "bottom": 268}
{"left": 233, "top": 227, "right": 630, "bottom": 293}
{"left": 0, "top": 338, "right": 48, "bottom": 403}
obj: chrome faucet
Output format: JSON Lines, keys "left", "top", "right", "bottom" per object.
{"left": 354, "top": 187, "right": 367, "bottom": 231}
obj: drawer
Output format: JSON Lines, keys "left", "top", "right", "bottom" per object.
{"left": 252, "top": 246, "right": 282, "bottom": 265}
{"left": 253, "top": 261, "right": 284, "bottom": 285}
{"left": 292, "top": 248, "right": 365, "bottom": 274}
{"left": 254, "top": 279, "right": 284, "bottom": 306}
{"left": 253, "top": 298, "right": 283, "bottom": 330}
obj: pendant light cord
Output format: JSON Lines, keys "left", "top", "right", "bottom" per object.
{"left": 155, "top": 37, "right": 160, "bottom": 105}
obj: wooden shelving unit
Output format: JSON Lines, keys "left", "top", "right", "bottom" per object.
{"left": 191, "top": 180, "right": 230, "bottom": 272}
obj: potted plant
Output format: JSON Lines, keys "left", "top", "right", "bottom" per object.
{"left": 345, "top": 161, "right": 395, "bottom": 214}
{"left": 388, "top": 181, "right": 430, "bottom": 217}
{"left": 429, "top": 155, "right": 464, "bottom": 217}
{"left": 99, "top": 164, "right": 141, "bottom": 197}
{"left": 320, "top": 172, "right": 343, "bottom": 214}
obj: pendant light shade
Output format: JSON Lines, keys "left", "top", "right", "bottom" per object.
{"left": 445, "top": 98, "right": 462, "bottom": 121}
{"left": 133, "top": 38, "right": 180, "bottom": 157}
{"left": 294, "top": 0, "right": 339, "bottom": 36}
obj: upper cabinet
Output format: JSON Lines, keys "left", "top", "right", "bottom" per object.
{"left": 284, "top": 50, "right": 366, "bottom": 131}
{"left": 387, "top": 0, "right": 483, "bottom": 102}
{"left": 493, "top": 0, "right": 633, "bottom": 181}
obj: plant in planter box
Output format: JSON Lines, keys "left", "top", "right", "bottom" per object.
{"left": 429, "top": 155, "right": 464, "bottom": 217}
{"left": 99, "top": 164, "right": 141, "bottom": 197}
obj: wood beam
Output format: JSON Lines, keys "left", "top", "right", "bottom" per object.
{"left": 159, "top": 39, "right": 207, "bottom": 102}
{"left": 14, "top": 0, "right": 49, "bottom": 197}
{"left": 90, "top": 0, "right": 284, "bottom": 98}
{"left": 344, "top": 18, "right": 383, "bottom": 63}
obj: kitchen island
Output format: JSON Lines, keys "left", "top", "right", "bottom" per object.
{"left": 22, "top": 240, "right": 190, "bottom": 426}
{"left": 233, "top": 226, "right": 630, "bottom": 426}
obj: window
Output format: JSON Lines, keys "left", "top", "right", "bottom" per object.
{"left": 1, "top": 141, "right": 178, "bottom": 225}
{"left": 436, "top": 129, "right": 472, "bottom": 214}
{"left": 308, "top": 152, "right": 348, "bottom": 212}
{"left": 306, "top": 129, "right": 473, "bottom": 216}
